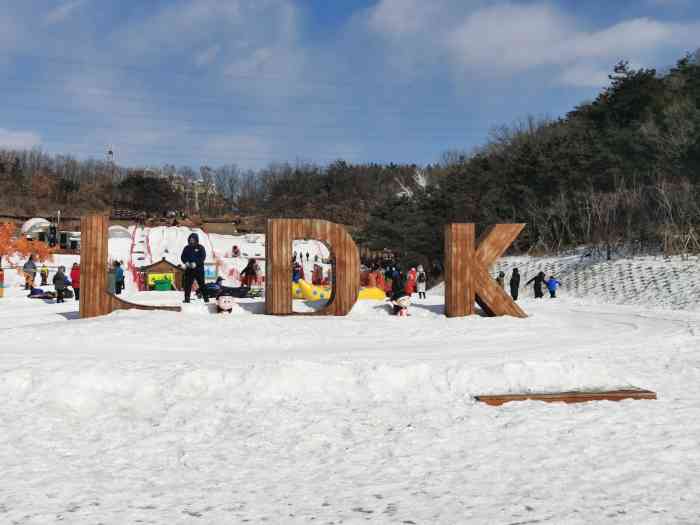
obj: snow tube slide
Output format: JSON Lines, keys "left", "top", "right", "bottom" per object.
{"left": 291, "top": 280, "right": 386, "bottom": 301}
{"left": 292, "top": 280, "right": 331, "bottom": 301}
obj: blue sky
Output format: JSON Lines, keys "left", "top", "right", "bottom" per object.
{"left": 1, "top": 0, "right": 699, "bottom": 169}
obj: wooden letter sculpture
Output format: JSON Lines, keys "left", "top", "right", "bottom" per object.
{"left": 80, "top": 215, "right": 181, "bottom": 318}
{"left": 444, "top": 223, "right": 527, "bottom": 318}
{"left": 265, "top": 219, "right": 360, "bottom": 316}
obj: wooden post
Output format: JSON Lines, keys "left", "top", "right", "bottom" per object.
{"left": 80, "top": 214, "right": 111, "bottom": 318}
{"left": 80, "top": 214, "right": 181, "bottom": 318}
{"left": 445, "top": 223, "right": 527, "bottom": 318}
{"left": 265, "top": 219, "right": 360, "bottom": 316}
{"left": 444, "top": 223, "right": 475, "bottom": 317}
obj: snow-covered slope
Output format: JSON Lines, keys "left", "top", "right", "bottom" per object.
{"left": 496, "top": 254, "right": 700, "bottom": 311}
{"left": 430, "top": 253, "right": 700, "bottom": 311}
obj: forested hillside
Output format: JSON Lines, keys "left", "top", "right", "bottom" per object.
{"left": 363, "top": 55, "right": 700, "bottom": 266}
{"left": 2, "top": 54, "right": 700, "bottom": 268}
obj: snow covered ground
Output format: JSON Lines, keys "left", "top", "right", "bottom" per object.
{"left": 1, "top": 248, "right": 700, "bottom": 523}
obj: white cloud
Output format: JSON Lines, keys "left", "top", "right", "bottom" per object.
{"left": 116, "top": 0, "right": 242, "bottom": 54}
{"left": 0, "top": 128, "right": 41, "bottom": 149}
{"left": 365, "top": 0, "right": 700, "bottom": 86}
{"left": 367, "top": 0, "right": 443, "bottom": 37}
{"left": 113, "top": 0, "right": 306, "bottom": 95}
{"left": 447, "top": 3, "right": 574, "bottom": 71}
{"left": 45, "top": 0, "right": 89, "bottom": 25}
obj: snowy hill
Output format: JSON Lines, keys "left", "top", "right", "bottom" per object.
{"left": 430, "top": 253, "right": 700, "bottom": 311}
{"left": 494, "top": 254, "right": 700, "bottom": 311}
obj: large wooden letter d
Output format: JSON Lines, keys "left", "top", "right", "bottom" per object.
{"left": 265, "top": 219, "right": 360, "bottom": 316}
{"left": 444, "top": 223, "right": 527, "bottom": 318}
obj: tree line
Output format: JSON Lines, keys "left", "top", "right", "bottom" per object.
{"left": 2, "top": 53, "right": 700, "bottom": 268}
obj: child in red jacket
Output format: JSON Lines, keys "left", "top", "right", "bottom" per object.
{"left": 70, "top": 263, "right": 80, "bottom": 301}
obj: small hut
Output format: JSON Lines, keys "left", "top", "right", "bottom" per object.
{"left": 140, "top": 257, "right": 184, "bottom": 291}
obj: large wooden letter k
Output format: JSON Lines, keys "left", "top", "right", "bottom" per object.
{"left": 444, "top": 223, "right": 527, "bottom": 318}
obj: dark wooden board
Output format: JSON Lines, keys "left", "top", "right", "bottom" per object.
{"left": 475, "top": 389, "right": 657, "bottom": 406}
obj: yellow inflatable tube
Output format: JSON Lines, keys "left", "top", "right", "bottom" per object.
{"left": 358, "top": 286, "right": 387, "bottom": 300}
{"left": 291, "top": 280, "right": 386, "bottom": 301}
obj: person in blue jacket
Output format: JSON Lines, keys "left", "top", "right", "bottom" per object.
{"left": 546, "top": 275, "right": 561, "bottom": 298}
{"left": 181, "top": 232, "right": 207, "bottom": 303}
{"left": 292, "top": 261, "right": 302, "bottom": 283}
{"left": 114, "top": 261, "right": 125, "bottom": 295}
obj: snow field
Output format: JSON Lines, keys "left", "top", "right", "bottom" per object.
{"left": 1, "top": 294, "right": 700, "bottom": 522}
{"left": 2, "top": 235, "right": 700, "bottom": 522}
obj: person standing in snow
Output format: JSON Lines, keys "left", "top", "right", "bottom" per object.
{"left": 546, "top": 275, "right": 561, "bottom": 298}
{"left": 375, "top": 268, "right": 386, "bottom": 293}
{"left": 496, "top": 271, "right": 505, "bottom": 288}
{"left": 40, "top": 264, "right": 49, "bottom": 286}
{"left": 405, "top": 267, "right": 417, "bottom": 295}
{"left": 253, "top": 260, "right": 262, "bottom": 286}
{"left": 525, "top": 271, "right": 546, "bottom": 299}
{"left": 391, "top": 271, "right": 405, "bottom": 299}
{"left": 23, "top": 255, "right": 37, "bottom": 290}
{"left": 416, "top": 265, "right": 427, "bottom": 299}
{"left": 70, "top": 262, "right": 80, "bottom": 301}
{"left": 367, "top": 268, "right": 377, "bottom": 288}
{"left": 240, "top": 258, "right": 257, "bottom": 288}
{"left": 509, "top": 268, "right": 520, "bottom": 300}
{"left": 384, "top": 265, "right": 393, "bottom": 285}
{"left": 114, "top": 261, "right": 125, "bottom": 295}
{"left": 53, "top": 265, "right": 67, "bottom": 303}
{"left": 389, "top": 272, "right": 410, "bottom": 315}
{"left": 180, "top": 233, "right": 207, "bottom": 303}
{"left": 292, "top": 261, "right": 302, "bottom": 283}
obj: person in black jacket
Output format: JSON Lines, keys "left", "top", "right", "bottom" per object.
{"left": 389, "top": 272, "right": 409, "bottom": 315}
{"left": 509, "top": 268, "right": 520, "bottom": 301}
{"left": 525, "top": 271, "right": 546, "bottom": 299}
{"left": 181, "top": 232, "right": 207, "bottom": 303}
{"left": 53, "top": 265, "right": 67, "bottom": 303}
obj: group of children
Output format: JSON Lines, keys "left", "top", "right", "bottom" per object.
{"left": 23, "top": 259, "right": 81, "bottom": 303}
{"left": 496, "top": 268, "right": 561, "bottom": 299}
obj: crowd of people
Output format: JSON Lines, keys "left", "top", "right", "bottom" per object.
{"left": 16, "top": 245, "right": 562, "bottom": 311}
{"left": 20, "top": 257, "right": 81, "bottom": 303}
